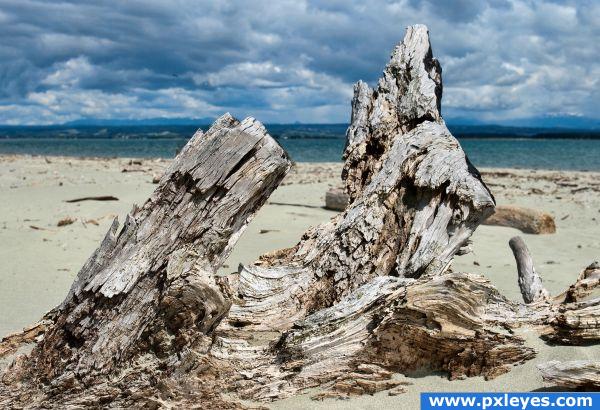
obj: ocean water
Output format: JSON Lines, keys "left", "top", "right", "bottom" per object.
{"left": 0, "top": 125, "right": 599, "bottom": 171}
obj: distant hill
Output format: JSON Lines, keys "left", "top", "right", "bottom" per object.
{"left": 497, "top": 116, "right": 600, "bottom": 130}
{"left": 447, "top": 116, "right": 600, "bottom": 130}
{"left": 0, "top": 119, "right": 599, "bottom": 140}
{"left": 38, "top": 115, "right": 600, "bottom": 130}
{"left": 447, "top": 125, "right": 600, "bottom": 138}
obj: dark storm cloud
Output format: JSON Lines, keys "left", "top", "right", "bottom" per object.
{"left": 0, "top": 0, "right": 597, "bottom": 124}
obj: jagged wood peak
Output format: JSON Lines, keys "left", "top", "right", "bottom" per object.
{"left": 343, "top": 24, "right": 443, "bottom": 202}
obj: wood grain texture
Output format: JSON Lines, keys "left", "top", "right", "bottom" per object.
{"left": 0, "top": 114, "right": 291, "bottom": 407}
{"left": 225, "top": 26, "right": 496, "bottom": 339}
{"left": 343, "top": 24, "right": 443, "bottom": 203}
{"left": 538, "top": 360, "right": 600, "bottom": 389}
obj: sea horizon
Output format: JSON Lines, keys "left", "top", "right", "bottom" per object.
{"left": 1, "top": 123, "right": 600, "bottom": 171}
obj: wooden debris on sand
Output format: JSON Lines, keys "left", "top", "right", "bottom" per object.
{"left": 483, "top": 204, "right": 556, "bottom": 234}
{"left": 57, "top": 217, "right": 77, "bottom": 227}
{"left": 324, "top": 187, "right": 349, "bottom": 211}
{"left": 65, "top": 195, "right": 119, "bottom": 203}
{"left": 538, "top": 361, "right": 600, "bottom": 390}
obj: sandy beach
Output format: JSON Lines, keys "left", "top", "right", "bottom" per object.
{"left": 1, "top": 154, "right": 599, "bottom": 408}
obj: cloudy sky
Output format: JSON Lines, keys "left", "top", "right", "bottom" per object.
{"left": 0, "top": 0, "right": 598, "bottom": 125}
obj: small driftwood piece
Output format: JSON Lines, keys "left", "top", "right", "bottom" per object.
{"left": 507, "top": 238, "right": 599, "bottom": 345}
{"left": 324, "top": 187, "right": 349, "bottom": 211}
{"left": 65, "top": 195, "right": 119, "bottom": 203}
{"left": 538, "top": 361, "right": 600, "bottom": 389}
{"left": 57, "top": 216, "right": 77, "bottom": 227}
{"left": 1, "top": 25, "right": 598, "bottom": 408}
{"left": 483, "top": 205, "right": 556, "bottom": 234}
{"left": 508, "top": 236, "right": 549, "bottom": 303}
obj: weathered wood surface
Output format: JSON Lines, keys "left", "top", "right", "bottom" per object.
{"left": 556, "top": 261, "right": 600, "bottom": 304}
{"left": 483, "top": 205, "right": 556, "bottom": 234}
{"left": 342, "top": 24, "right": 442, "bottom": 205}
{"left": 223, "top": 25, "right": 496, "bottom": 342}
{"left": 506, "top": 236, "right": 599, "bottom": 345}
{"left": 544, "top": 261, "right": 600, "bottom": 345}
{"left": 509, "top": 236, "right": 550, "bottom": 303}
{"left": 1, "top": 25, "right": 598, "bottom": 408}
{"left": 538, "top": 360, "right": 600, "bottom": 389}
{"left": 0, "top": 114, "right": 291, "bottom": 407}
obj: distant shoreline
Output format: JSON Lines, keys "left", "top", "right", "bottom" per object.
{"left": 3, "top": 153, "right": 600, "bottom": 174}
{"left": 1, "top": 123, "right": 600, "bottom": 140}
{"left": 1, "top": 131, "right": 600, "bottom": 170}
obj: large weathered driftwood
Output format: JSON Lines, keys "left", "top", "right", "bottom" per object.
{"left": 0, "top": 114, "right": 291, "bottom": 407}
{"left": 1, "top": 25, "right": 598, "bottom": 408}
{"left": 205, "top": 25, "right": 597, "bottom": 401}
{"left": 214, "top": 35, "right": 498, "bottom": 390}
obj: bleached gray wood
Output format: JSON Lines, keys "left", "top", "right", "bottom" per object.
{"left": 343, "top": 24, "right": 443, "bottom": 204}
{"left": 224, "top": 26, "right": 495, "bottom": 339}
{"left": 538, "top": 360, "right": 600, "bottom": 389}
{"left": 545, "top": 263, "right": 600, "bottom": 344}
{"left": 484, "top": 205, "right": 556, "bottom": 234}
{"left": 211, "top": 25, "right": 599, "bottom": 404}
{"left": 0, "top": 114, "right": 291, "bottom": 408}
{"left": 509, "top": 236, "right": 549, "bottom": 303}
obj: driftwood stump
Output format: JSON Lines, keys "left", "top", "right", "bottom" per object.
{"left": 0, "top": 114, "right": 292, "bottom": 407}
{"left": 1, "top": 25, "right": 598, "bottom": 408}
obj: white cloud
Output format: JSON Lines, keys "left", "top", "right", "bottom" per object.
{"left": 42, "top": 56, "right": 95, "bottom": 88}
{"left": 0, "top": 0, "right": 597, "bottom": 124}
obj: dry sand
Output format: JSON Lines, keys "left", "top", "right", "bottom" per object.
{"left": 1, "top": 155, "right": 599, "bottom": 408}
